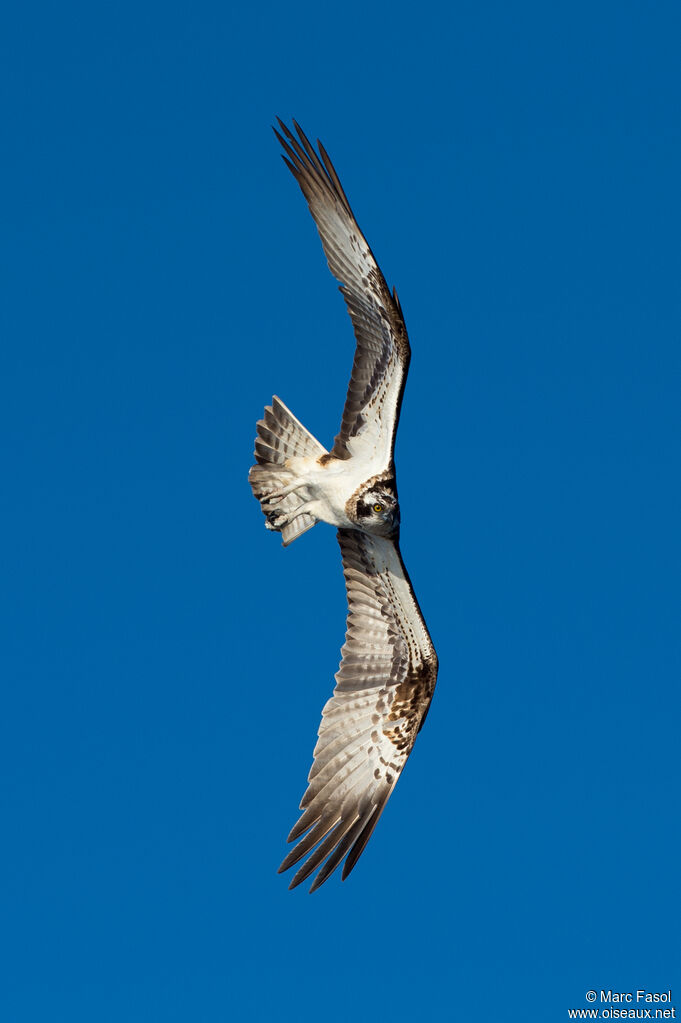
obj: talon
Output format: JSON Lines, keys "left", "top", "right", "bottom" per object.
{"left": 265, "top": 480, "right": 301, "bottom": 504}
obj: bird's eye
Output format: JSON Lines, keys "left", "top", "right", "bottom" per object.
{"left": 373, "top": 503, "right": 383, "bottom": 513}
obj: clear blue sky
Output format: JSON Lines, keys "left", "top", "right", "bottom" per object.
{"left": 2, "top": 2, "right": 679, "bottom": 1021}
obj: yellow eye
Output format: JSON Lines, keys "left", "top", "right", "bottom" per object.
{"left": 373, "top": 503, "right": 383, "bottom": 513}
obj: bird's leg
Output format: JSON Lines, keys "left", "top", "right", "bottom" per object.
{"left": 266, "top": 498, "right": 318, "bottom": 531}
{"left": 262, "top": 478, "right": 304, "bottom": 506}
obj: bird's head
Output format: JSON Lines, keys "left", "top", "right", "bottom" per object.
{"left": 353, "top": 484, "right": 400, "bottom": 537}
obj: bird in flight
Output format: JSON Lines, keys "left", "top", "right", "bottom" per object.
{"left": 249, "top": 120, "right": 438, "bottom": 891}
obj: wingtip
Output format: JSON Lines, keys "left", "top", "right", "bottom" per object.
{"left": 290, "top": 118, "right": 313, "bottom": 151}
{"left": 274, "top": 117, "right": 297, "bottom": 145}
{"left": 280, "top": 154, "right": 297, "bottom": 177}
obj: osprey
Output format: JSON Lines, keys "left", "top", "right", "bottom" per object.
{"left": 249, "top": 120, "right": 438, "bottom": 891}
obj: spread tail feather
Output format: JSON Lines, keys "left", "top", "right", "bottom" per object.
{"left": 249, "top": 396, "right": 326, "bottom": 546}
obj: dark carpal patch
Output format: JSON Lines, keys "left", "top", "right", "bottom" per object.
{"left": 385, "top": 658, "right": 438, "bottom": 753}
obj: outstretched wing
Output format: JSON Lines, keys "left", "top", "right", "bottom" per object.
{"left": 279, "top": 530, "right": 438, "bottom": 891}
{"left": 274, "top": 119, "right": 411, "bottom": 467}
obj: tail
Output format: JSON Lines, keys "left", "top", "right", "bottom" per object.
{"left": 249, "top": 396, "right": 327, "bottom": 546}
